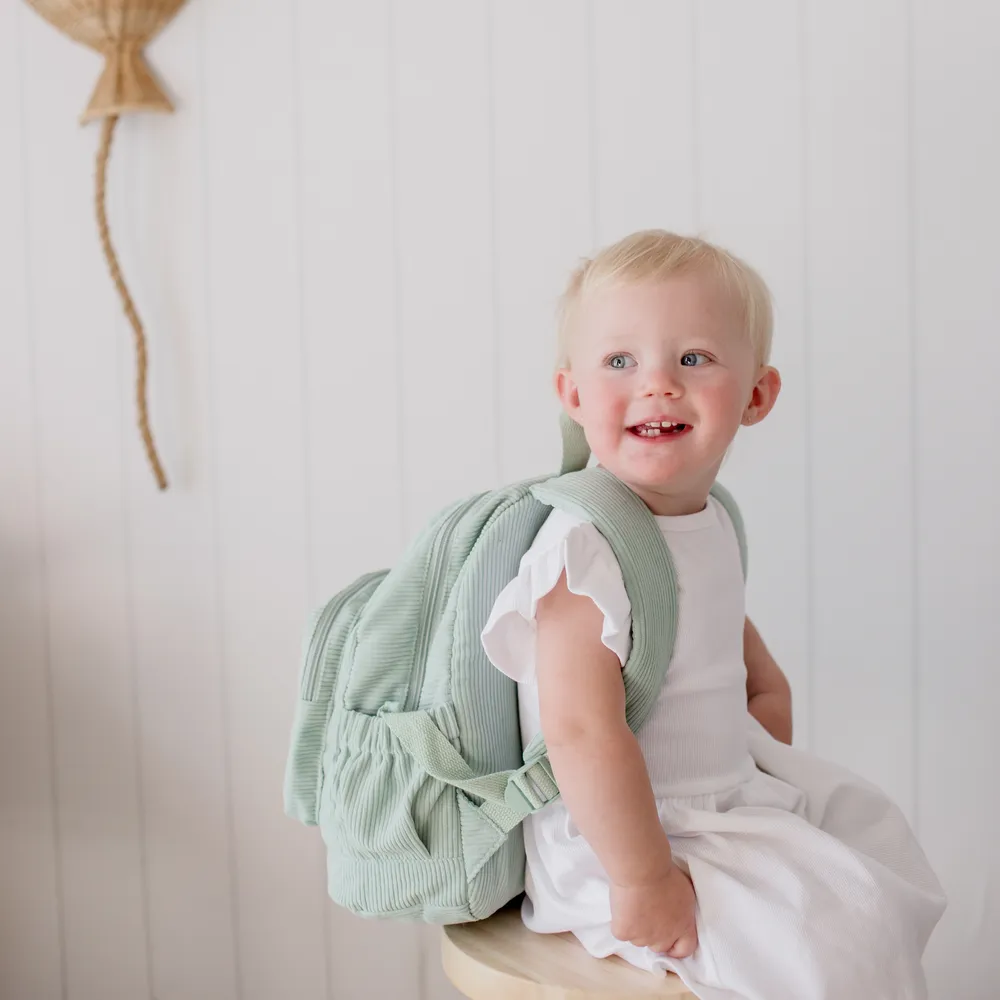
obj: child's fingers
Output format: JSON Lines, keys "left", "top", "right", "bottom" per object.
{"left": 665, "top": 928, "right": 698, "bottom": 959}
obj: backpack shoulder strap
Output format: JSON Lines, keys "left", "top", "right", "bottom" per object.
{"left": 559, "top": 412, "right": 591, "bottom": 475}
{"left": 708, "top": 481, "right": 748, "bottom": 580}
{"left": 530, "top": 466, "right": 677, "bottom": 737}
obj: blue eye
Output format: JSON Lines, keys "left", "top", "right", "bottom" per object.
{"left": 680, "top": 352, "right": 710, "bottom": 367}
{"left": 607, "top": 354, "right": 637, "bottom": 370}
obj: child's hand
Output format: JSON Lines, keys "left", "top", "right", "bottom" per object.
{"left": 610, "top": 864, "right": 699, "bottom": 958}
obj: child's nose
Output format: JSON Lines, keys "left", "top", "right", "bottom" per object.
{"left": 641, "top": 365, "right": 684, "bottom": 398}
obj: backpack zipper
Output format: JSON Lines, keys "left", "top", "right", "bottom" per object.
{"left": 405, "top": 496, "right": 481, "bottom": 711}
{"left": 301, "top": 574, "right": 382, "bottom": 703}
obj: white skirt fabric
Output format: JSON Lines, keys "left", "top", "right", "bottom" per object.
{"left": 524, "top": 721, "right": 946, "bottom": 999}
{"left": 482, "top": 506, "right": 947, "bottom": 1000}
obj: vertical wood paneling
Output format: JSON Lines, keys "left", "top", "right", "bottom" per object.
{"left": 393, "top": 0, "right": 497, "bottom": 539}
{"left": 296, "top": 1, "right": 420, "bottom": 997}
{"left": 298, "top": 0, "right": 405, "bottom": 587}
{"left": 694, "top": 1, "right": 811, "bottom": 748}
{"left": 804, "top": 1, "right": 914, "bottom": 809}
{"left": 592, "top": 0, "right": 696, "bottom": 243}
{"left": 0, "top": 7, "right": 63, "bottom": 1000}
{"left": 19, "top": 12, "right": 153, "bottom": 1000}
{"left": 201, "top": 1, "right": 317, "bottom": 997}
{"left": 392, "top": 6, "right": 494, "bottom": 991}
{"left": 491, "top": 0, "right": 593, "bottom": 483}
{"left": 111, "top": 8, "right": 241, "bottom": 999}
{"left": 913, "top": 1, "right": 1000, "bottom": 994}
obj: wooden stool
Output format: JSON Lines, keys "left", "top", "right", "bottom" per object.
{"left": 442, "top": 907, "right": 697, "bottom": 1000}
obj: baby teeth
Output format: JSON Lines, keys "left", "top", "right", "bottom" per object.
{"left": 636, "top": 420, "right": 678, "bottom": 436}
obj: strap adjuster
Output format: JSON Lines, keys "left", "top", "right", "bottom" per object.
{"left": 504, "top": 757, "right": 559, "bottom": 815}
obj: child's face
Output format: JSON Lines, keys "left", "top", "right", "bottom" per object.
{"left": 556, "top": 270, "right": 779, "bottom": 515}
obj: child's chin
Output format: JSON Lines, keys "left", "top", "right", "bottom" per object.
{"left": 617, "top": 457, "right": 690, "bottom": 490}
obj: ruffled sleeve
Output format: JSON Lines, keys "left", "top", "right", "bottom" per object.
{"left": 481, "top": 509, "right": 633, "bottom": 684}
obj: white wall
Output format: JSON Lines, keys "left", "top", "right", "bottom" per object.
{"left": 1, "top": 1, "right": 997, "bottom": 998}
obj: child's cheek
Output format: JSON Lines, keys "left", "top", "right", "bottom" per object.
{"left": 698, "top": 376, "right": 747, "bottom": 424}
{"left": 581, "top": 378, "right": 626, "bottom": 424}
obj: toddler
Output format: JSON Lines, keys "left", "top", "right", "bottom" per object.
{"left": 481, "top": 231, "right": 945, "bottom": 999}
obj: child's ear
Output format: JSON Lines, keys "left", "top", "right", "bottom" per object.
{"left": 742, "top": 366, "right": 781, "bottom": 427}
{"left": 555, "top": 368, "right": 583, "bottom": 422}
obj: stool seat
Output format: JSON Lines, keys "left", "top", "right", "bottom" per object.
{"left": 441, "top": 906, "right": 697, "bottom": 1000}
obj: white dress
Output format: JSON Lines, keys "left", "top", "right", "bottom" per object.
{"left": 481, "top": 497, "right": 946, "bottom": 1000}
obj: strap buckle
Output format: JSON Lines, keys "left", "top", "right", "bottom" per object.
{"left": 504, "top": 756, "right": 559, "bottom": 816}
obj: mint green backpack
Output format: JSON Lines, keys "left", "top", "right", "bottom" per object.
{"left": 283, "top": 419, "right": 746, "bottom": 924}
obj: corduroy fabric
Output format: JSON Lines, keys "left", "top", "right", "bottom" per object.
{"left": 283, "top": 468, "right": 747, "bottom": 923}
{"left": 283, "top": 570, "right": 387, "bottom": 825}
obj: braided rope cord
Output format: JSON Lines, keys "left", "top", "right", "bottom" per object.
{"left": 95, "top": 112, "right": 168, "bottom": 490}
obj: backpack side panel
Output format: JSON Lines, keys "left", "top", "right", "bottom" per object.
{"left": 319, "top": 484, "right": 549, "bottom": 922}
{"left": 446, "top": 491, "right": 553, "bottom": 917}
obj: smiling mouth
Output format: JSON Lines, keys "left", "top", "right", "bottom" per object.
{"left": 628, "top": 420, "right": 690, "bottom": 438}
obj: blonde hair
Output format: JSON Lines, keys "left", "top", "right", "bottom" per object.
{"left": 556, "top": 229, "right": 773, "bottom": 369}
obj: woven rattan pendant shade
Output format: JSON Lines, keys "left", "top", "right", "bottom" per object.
{"left": 25, "top": 0, "right": 190, "bottom": 491}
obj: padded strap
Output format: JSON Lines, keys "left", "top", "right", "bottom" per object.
{"left": 512, "top": 467, "right": 679, "bottom": 826}
{"left": 559, "top": 413, "right": 590, "bottom": 475}
{"left": 532, "top": 467, "right": 678, "bottom": 736}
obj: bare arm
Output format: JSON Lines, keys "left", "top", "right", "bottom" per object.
{"left": 535, "top": 573, "right": 697, "bottom": 957}
{"left": 744, "top": 616, "right": 793, "bottom": 744}
{"left": 535, "top": 572, "right": 670, "bottom": 886}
